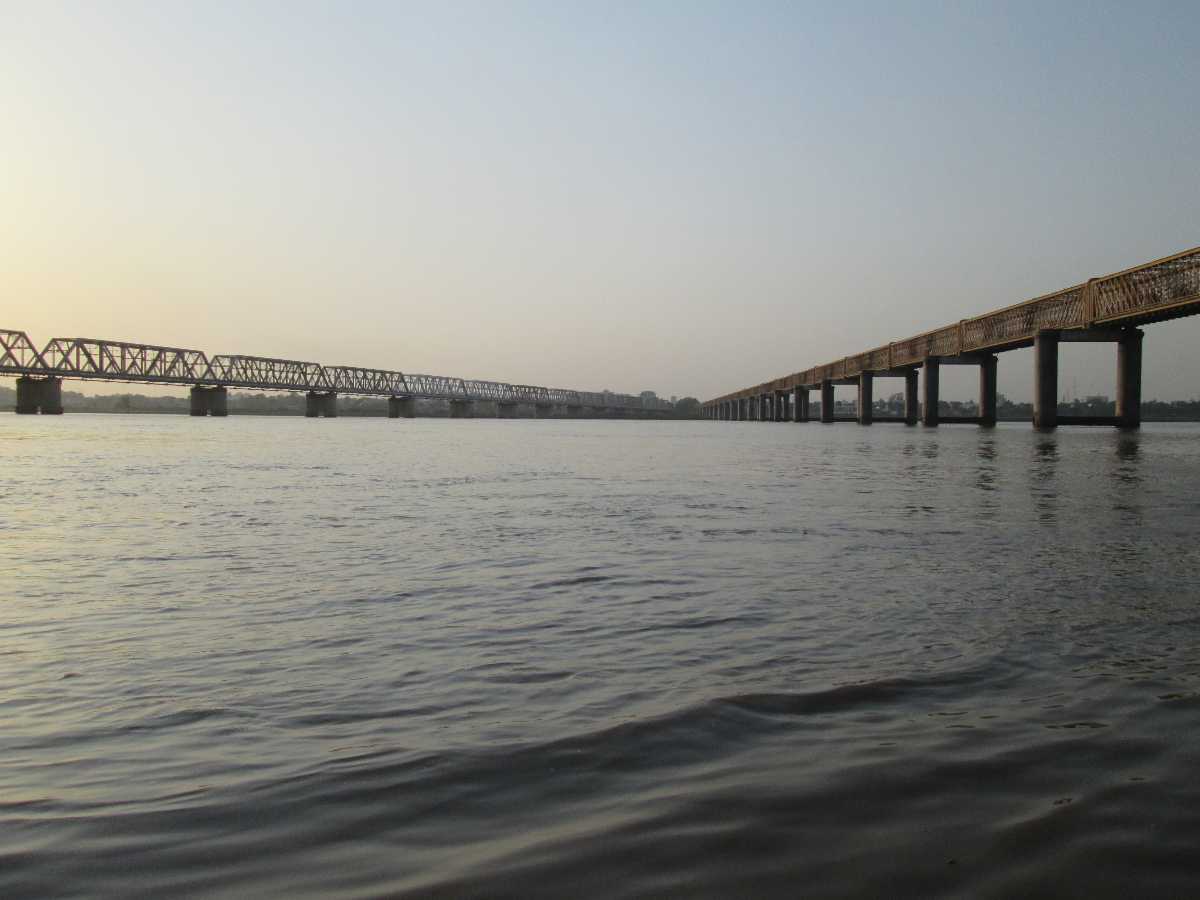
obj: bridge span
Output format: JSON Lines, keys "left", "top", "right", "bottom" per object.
{"left": 703, "top": 246, "right": 1200, "bottom": 429}
{"left": 0, "top": 332, "right": 675, "bottom": 419}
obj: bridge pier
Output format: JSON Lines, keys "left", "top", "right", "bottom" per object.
{"left": 566, "top": 404, "right": 583, "bottom": 418}
{"left": 922, "top": 358, "right": 940, "bottom": 426}
{"left": 449, "top": 399, "right": 473, "bottom": 418}
{"left": 905, "top": 369, "right": 919, "bottom": 425}
{"left": 857, "top": 373, "right": 873, "bottom": 425}
{"left": 388, "top": 396, "right": 415, "bottom": 418}
{"left": 820, "top": 381, "right": 834, "bottom": 423}
{"left": 979, "top": 355, "right": 997, "bottom": 427}
{"left": 1117, "top": 330, "right": 1143, "bottom": 429}
{"left": 793, "top": 386, "right": 810, "bottom": 422}
{"left": 496, "top": 402, "right": 518, "bottom": 418}
{"left": 534, "top": 403, "right": 552, "bottom": 419}
{"left": 1034, "top": 327, "right": 1143, "bottom": 429}
{"left": 1033, "top": 332, "right": 1058, "bottom": 430}
{"left": 305, "top": 391, "right": 338, "bottom": 418}
{"left": 189, "top": 386, "right": 228, "bottom": 417}
{"left": 15, "top": 376, "right": 63, "bottom": 415}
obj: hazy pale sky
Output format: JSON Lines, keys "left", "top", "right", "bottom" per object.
{"left": 3, "top": 1, "right": 1198, "bottom": 401}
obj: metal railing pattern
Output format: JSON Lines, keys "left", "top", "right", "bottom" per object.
{"left": 706, "top": 246, "right": 1200, "bottom": 407}
{"left": 0, "top": 331, "right": 673, "bottom": 410}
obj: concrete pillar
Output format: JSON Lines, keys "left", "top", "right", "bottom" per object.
{"left": 15, "top": 377, "right": 38, "bottom": 414}
{"left": 776, "top": 391, "right": 789, "bottom": 422}
{"left": 858, "top": 373, "right": 873, "bottom": 425}
{"left": 904, "top": 370, "right": 919, "bottom": 425}
{"left": 922, "top": 358, "right": 940, "bottom": 427}
{"left": 820, "top": 381, "right": 834, "bottom": 423}
{"left": 33, "top": 378, "right": 63, "bottom": 415}
{"left": 534, "top": 403, "right": 552, "bottom": 419}
{"left": 1117, "top": 329, "right": 1143, "bottom": 429}
{"left": 306, "top": 391, "right": 337, "bottom": 418}
{"left": 16, "top": 376, "right": 60, "bottom": 414}
{"left": 209, "top": 387, "right": 228, "bottom": 417}
{"left": 979, "top": 356, "right": 997, "bottom": 427}
{"left": 450, "top": 399, "right": 473, "bottom": 418}
{"left": 1033, "top": 331, "right": 1059, "bottom": 430}
{"left": 567, "top": 405, "right": 583, "bottom": 418}
{"left": 190, "top": 386, "right": 210, "bottom": 416}
{"left": 389, "top": 396, "right": 416, "bottom": 418}
{"left": 761, "top": 394, "right": 769, "bottom": 422}
{"left": 496, "top": 402, "right": 518, "bottom": 418}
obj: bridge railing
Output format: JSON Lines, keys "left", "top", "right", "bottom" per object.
{"left": 1093, "top": 247, "right": 1200, "bottom": 322}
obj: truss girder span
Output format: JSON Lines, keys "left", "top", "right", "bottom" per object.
{"left": 1, "top": 332, "right": 667, "bottom": 411}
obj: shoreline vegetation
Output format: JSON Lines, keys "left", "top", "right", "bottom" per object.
{"left": 3, "top": 385, "right": 1200, "bottom": 421}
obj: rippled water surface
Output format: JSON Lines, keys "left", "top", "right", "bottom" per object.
{"left": 4, "top": 415, "right": 1200, "bottom": 898}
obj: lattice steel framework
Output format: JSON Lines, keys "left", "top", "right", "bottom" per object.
{"left": 706, "top": 245, "right": 1200, "bottom": 410}
{"left": 1, "top": 332, "right": 672, "bottom": 410}
{"left": 0, "top": 330, "right": 47, "bottom": 373}
{"left": 40, "top": 338, "right": 211, "bottom": 383}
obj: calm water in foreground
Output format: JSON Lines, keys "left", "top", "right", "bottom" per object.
{"left": 3, "top": 415, "right": 1200, "bottom": 898}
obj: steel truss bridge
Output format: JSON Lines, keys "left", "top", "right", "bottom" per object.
{"left": 0, "top": 331, "right": 674, "bottom": 415}
{"left": 703, "top": 245, "right": 1200, "bottom": 430}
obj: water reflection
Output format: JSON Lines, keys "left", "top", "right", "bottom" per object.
{"left": 974, "top": 435, "right": 999, "bottom": 520}
{"left": 1031, "top": 435, "right": 1059, "bottom": 525}
{"left": 1108, "top": 431, "right": 1144, "bottom": 534}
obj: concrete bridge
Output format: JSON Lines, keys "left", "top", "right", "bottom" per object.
{"left": 0, "top": 333, "right": 675, "bottom": 419}
{"left": 703, "top": 246, "right": 1200, "bottom": 429}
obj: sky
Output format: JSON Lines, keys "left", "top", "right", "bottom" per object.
{"left": 2, "top": 1, "right": 1198, "bottom": 401}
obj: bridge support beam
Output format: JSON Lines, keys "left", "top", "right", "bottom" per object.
{"left": 922, "top": 358, "right": 940, "bottom": 426}
{"left": 820, "top": 381, "right": 834, "bottom": 423}
{"left": 388, "top": 396, "right": 415, "bottom": 418}
{"left": 1033, "top": 332, "right": 1058, "bottom": 430}
{"left": 15, "top": 376, "right": 64, "bottom": 415}
{"left": 1117, "top": 330, "right": 1143, "bottom": 429}
{"left": 306, "top": 391, "right": 338, "bottom": 418}
{"left": 857, "top": 373, "right": 873, "bottom": 425}
{"left": 905, "top": 370, "right": 919, "bottom": 425}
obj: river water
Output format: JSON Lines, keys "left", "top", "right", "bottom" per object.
{"left": 3, "top": 415, "right": 1200, "bottom": 897}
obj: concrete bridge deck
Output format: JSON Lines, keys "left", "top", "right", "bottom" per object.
{"left": 703, "top": 246, "right": 1200, "bottom": 429}
{"left": 0, "top": 333, "right": 674, "bottom": 419}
